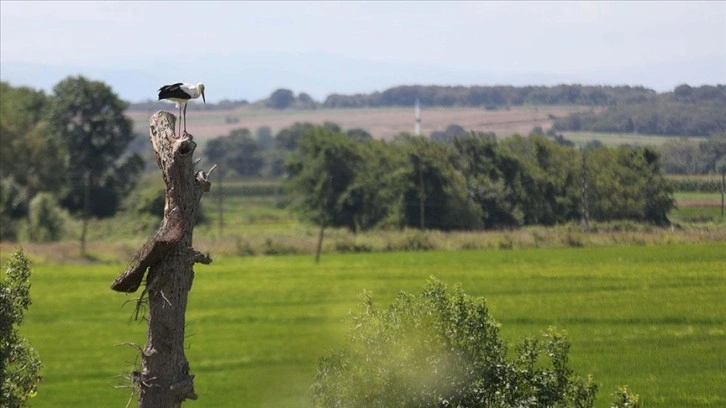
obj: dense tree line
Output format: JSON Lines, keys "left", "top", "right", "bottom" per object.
{"left": 129, "top": 84, "right": 656, "bottom": 111}
{"left": 280, "top": 123, "right": 674, "bottom": 233}
{"left": 658, "top": 134, "right": 726, "bottom": 175}
{"left": 321, "top": 84, "right": 658, "bottom": 108}
{"left": 205, "top": 120, "right": 675, "bottom": 232}
{"left": 1, "top": 79, "right": 142, "bottom": 241}
{"left": 553, "top": 85, "right": 726, "bottom": 137}
{"left": 129, "top": 83, "right": 722, "bottom": 112}
{"left": 4, "top": 77, "right": 701, "bottom": 242}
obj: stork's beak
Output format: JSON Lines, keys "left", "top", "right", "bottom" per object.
{"left": 202, "top": 90, "right": 206, "bottom": 104}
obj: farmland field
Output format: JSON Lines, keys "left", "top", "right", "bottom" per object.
{"left": 6, "top": 243, "right": 725, "bottom": 407}
{"left": 127, "top": 105, "right": 709, "bottom": 150}
{"left": 672, "top": 191, "right": 724, "bottom": 224}
{"left": 127, "top": 105, "right": 587, "bottom": 142}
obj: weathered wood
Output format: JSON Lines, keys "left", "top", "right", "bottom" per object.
{"left": 112, "top": 111, "right": 212, "bottom": 407}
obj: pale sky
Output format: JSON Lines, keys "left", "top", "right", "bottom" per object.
{"left": 1, "top": 1, "right": 725, "bottom": 101}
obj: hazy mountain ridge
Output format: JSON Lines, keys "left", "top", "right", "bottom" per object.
{"left": 2, "top": 52, "right": 724, "bottom": 104}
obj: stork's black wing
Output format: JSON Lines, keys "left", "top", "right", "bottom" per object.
{"left": 158, "top": 83, "right": 189, "bottom": 101}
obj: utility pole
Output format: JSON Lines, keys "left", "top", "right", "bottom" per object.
{"left": 80, "top": 170, "right": 91, "bottom": 256}
{"left": 580, "top": 148, "right": 590, "bottom": 231}
{"left": 415, "top": 97, "right": 421, "bottom": 136}
{"left": 217, "top": 170, "right": 224, "bottom": 237}
{"left": 721, "top": 168, "right": 725, "bottom": 219}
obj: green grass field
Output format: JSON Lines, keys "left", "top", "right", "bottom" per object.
{"left": 672, "top": 191, "right": 724, "bottom": 224}
{"left": 560, "top": 132, "right": 708, "bottom": 147}
{"left": 10, "top": 242, "right": 725, "bottom": 407}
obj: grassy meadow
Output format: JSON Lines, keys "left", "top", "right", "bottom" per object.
{"left": 5, "top": 242, "right": 725, "bottom": 408}
{"left": 4, "top": 174, "right": 724, "bottom": 407}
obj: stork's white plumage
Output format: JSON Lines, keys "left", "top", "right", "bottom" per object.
{"left": 158, "top": 82, "right": 206, "bottom": 134}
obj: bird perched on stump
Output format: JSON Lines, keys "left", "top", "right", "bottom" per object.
{"left": 158, "top": 82, "right": 206, "bottom": 134}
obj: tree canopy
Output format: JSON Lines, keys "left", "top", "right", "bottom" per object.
{"left": 1, "top": 78, "right": 143, "bottom": 240}
{"left": 282, "top": 124, "right": 675, "bottom": 231}
{"left": 204, "top": 129, "right": 265, "bottom": 177}
{"left": 47, "top": 76, "right": 143, "bottom": 217}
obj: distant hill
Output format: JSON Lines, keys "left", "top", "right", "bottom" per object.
{"left": 127, "top": 83, "right": 726, "bottom": 138}
{"left": 2, "top": 52, "right": 723, "bottom": 104}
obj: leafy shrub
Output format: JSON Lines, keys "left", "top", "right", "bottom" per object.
{"left": 610, "top": 385, "right": 641, "bottom": 408}
{"left": 27, "top": 193, "right": 67, "bottom": 242}
{"left": 312, "top": 279, "right": 598, "bottom": 407}
{"left": 403, "top": 232, "right": 436, "bottom": 251}
{"left": 262, "top": 237, "right": 301, "bottom": 256}
{"left": 334, "top": 240, "right": 373, "bottom": 253}
{"left": 1, "top": 249, "right": 43, "bottom": 407}
{"left": 235, "top": 237, "right": 256, "bottom": 256}
{"left": 498, "top": 236, "right": 514, "bottom": 250}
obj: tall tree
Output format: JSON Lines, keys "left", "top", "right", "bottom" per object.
{"left": 586, "top": 145, "right": 674, "bottom": 224}
{"left": 0, "top": 82, "right": 64, "bottom": 199}
{"left": 395, "top": 134, "right": 482, "bottom": 230}
{"left": 266, "top": 88, "right": 295, "bottom": 109}
{"left": 347, "top": 139, "right": 408, "bottom": 230}
{"left": 499, "top": 135, "right": 580, "bottom": 225}
{"left": 285, "top": 125, "right": 365, "bottom": 261}
{"left": 453, "top": 132, "right": 526, "bottom": 228}
{"left": 47, "top": 76, "right": 143, "bottom": 218}
{"left": 204, "top": 129, "right": 264, "bottom": 177}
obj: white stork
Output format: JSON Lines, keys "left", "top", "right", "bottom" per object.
{"left": 157, "top": 82, "right": 206, "bottom": 134}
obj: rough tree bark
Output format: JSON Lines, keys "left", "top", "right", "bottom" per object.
{"left": 111, "top": 111, "right": 213, "bottom": 407}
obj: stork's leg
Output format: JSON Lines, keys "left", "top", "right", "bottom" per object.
{"left": 183, "top": 103, "right": 188, "bottom": 134}
{"left": 178, "top": 104, "right": 183, "bottom": 134}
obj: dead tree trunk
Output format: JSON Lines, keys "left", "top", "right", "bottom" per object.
{"left": 111, "top": 111, "right": 213, "bottom": 407}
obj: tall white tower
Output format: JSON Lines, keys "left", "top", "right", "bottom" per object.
{"left": 415, "top": 97, "right": 421, "bottom": 136}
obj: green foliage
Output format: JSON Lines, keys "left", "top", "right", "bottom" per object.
{"left": 205, "top": 128, "right": 265, "bottom": 177}
{"left": 499, "top": 135, "right": 581, "bottom": 225}
{"left": 396, "top": 134, "right": 482, "bottom": 230}
{"left": 0, "top": 249, "right": 42, "bottom": 407}
{"left": 668, "top": 177, "right": 723, "bottom": 193}
{"left": 0, "top": 82, "right": 65, "bottom": 200}
{"left": 586, "top": 146, "right": 674, "bottom": 225}
{"left": 266, "top": 88, "right": 295, "bottom": 109}
{"left": 431, "top": 123, "right": 467, "bottom": 143}
{"left": 46, "top": 75, "right": 143, "bottom": 217}
{"left": 553, "top": 85, "right": 726, "bottom": 137}
{"left": 285, "top": 125, "right": 397, "bottom": 231}
{"left": 27, "top": 192, "right": 68, "bottom": 242}
{"left": 659, "top": 134, "right": 726, "bottom": 174}
{"left": 453, "top": 132, "right": 526, "bottom": 227}
{"left": 322, "top": 84, "right": 655, "bottom": 108}
{"left": 0, "top": 177, "right": 26, "bottom": 241}
{"left": 610, "top": 385, "right": 641, "bottom": 408}
{"left": 280, "top": 122, "right": 675, "bottom": 230}
{"left": 312, "top": 279, "right": 598, "bottom": 407}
